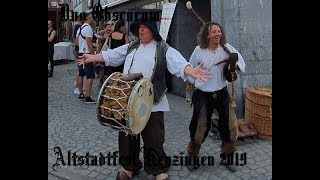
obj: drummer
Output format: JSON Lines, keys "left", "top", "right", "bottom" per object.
{"left": 78, "top": 19, "right": 211, "bottom": 180}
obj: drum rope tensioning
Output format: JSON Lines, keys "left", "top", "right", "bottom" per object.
{"left": 97, "top": 72, "right": 154, "bottom": 135}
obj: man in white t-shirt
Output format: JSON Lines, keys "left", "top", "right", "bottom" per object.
{"left": 75, "top": 13, "right": 96, "bottom": 103}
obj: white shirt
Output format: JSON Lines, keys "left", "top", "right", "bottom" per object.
{"left": 187, "top": 43, "right": 245, "bottom": 92}
{"left": 76, "top": 23, "right": 93, "bottom": 54}
{"left": 101, "top": 40, "right": 190, "bottom": 112}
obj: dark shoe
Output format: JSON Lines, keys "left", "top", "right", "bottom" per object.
{"left": 78, "top": 93, "right": 85, "bottom": 100}
{"left": 226, "top": 164, "right": 237, "bottom": 172}
{"left": 186, "top": 154, "right": 199, "bottom": 171}
{"left": 186, "top": 162, "right": 199, "bottom": 171}
{"left": 186, "top": 164, "right": 193, "bottom": 171}
{"left": 186, "top": 139, "right": 201, "bottom": 171}
{"left": 85, "top": 97, "right": 96, "bottom": 104}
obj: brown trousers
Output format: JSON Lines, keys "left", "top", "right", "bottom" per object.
{"left": 118, "top": 111, "right": 170, "bottom": 176}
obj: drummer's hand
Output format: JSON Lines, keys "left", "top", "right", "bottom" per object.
{"left": 77, "top": 54, "right": 90, "bottom": 65}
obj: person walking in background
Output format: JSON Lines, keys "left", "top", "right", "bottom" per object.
{"left": 103, "top": 20, "right": 129, "bottom": 84}
{"left": 75, "top": 13, "right": 96, "bottom": 103}
{"left": 48, "top": 20, "right": 56, "bottom": 78}
{"left": 73, "top": 18, "right": 84, "bottom": 94}
{"left": 95, "top": 22, "right": 114, "bottom": 87}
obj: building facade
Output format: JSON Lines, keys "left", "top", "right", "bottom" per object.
{"left": 65, "top": 0, "right": 272, "bottom": 118}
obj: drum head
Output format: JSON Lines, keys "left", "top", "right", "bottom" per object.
{"left": 127, "top": 78, "right": 154, "bottom": 135}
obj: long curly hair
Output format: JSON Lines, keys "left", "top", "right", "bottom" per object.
{"left": 197, "top": 22, "right": 227, "bottom": 48}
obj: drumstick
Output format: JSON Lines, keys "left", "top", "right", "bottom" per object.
{"left": 231, "top": 72, "right": 236, "bottom": 108}
{"left": 186, "top": 1, "right": 205, "bottom": 25}
{"left": 82, "top": 48, "right": 86, "bottom": 69}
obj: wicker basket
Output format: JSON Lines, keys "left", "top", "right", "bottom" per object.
{"left": 245, "top": 98, "right": 271, "bottom": 118}
{"left": 245, "top": 87, "right": 272, "bottom": 140}
{"left": 246, "top": 87, "right": 272, "bottom": 106}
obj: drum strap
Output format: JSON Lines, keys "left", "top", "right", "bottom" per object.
{"left": 126, "top": 40, "right": 140, "bottom": 55}
{"left": 126, "top": 40, "right": 170, "bottom": 104}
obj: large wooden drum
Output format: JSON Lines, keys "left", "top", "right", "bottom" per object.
{"left": 97, "top": 72, "right": 154, "bottom": 135}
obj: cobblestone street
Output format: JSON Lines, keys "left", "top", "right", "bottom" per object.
{"left": 48, "top": 61, "right": 272, "bottom": 180}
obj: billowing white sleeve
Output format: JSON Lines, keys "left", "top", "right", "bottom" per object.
{"left": 165, "top": 47, "right": 191, "bottom": 81}
{"left": 186, "top": 46, "right": 199, "bottom": 84}
{"left": 101, "top": 44, "right": 129, "bottom": 67}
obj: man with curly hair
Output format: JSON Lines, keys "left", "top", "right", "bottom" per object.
{"left": 186, "top": 21, "right": 246, "bottom": 172}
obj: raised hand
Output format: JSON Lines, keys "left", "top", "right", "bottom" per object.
{"left": 77, "top": 53, "right": 104, "bottom": 65}
{"left": 190, "top": 63, "right": 212, "bottom": 81}
{"left": 77, "top": 54, "right": 89, "bottom": 65}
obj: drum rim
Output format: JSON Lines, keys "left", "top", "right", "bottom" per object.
{"left": 127, "top": 78, "right": 154, "bottom": 135}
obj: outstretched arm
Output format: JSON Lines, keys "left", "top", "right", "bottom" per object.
{"left": 96, "top": 29, "right": 107, "bottom": 36}
{"left": 77, "top": 53, "right": 104, "bottom": 65}
{"left": 77, "top": 43, "right": 129, "bottom": 66}
{"left": 166, "top": 47, "right": 211, "bottom": 82}
{"left": 184, "top": 63, "right": 211, "bottom": 82}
